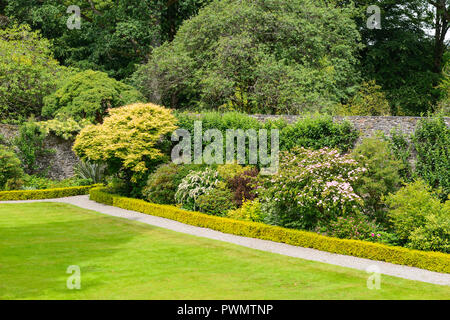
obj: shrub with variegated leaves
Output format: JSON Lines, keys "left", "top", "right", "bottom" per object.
{"left": 259, "top": 147, "right": 366, "bottom": 230}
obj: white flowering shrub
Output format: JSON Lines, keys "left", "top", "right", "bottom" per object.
{"left": 259, "top": 147, "right": 366, "bottom": 230}
{"left": 175, "top": 168, "right": 220, "bottom": 211}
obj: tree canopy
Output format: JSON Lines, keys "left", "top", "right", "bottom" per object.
{"left": 42, "top": 69, "right": 144, "bottom": 123}
{"left": 0, "top": 0, "right": 448, "bottom": 116}
{"left": 339, "top": 0, "right": 447, "bottom": 114}
{"left": 73, "top": 103, "right": 177, "bottom": 183}
{"left": 2, "top": 0, "right": 211, "bottom": 79}
{"left": 133, "top": 0, "right": 362, "bottom": 114}
{"left": 0, "top": 24, "right": 63, "bottom": 123}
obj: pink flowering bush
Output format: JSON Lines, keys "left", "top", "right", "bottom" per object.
{"left": 258, "top": 147, "right": 366, "bottom": 230}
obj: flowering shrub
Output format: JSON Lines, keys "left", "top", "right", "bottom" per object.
{"left": 259, "top": 147, "right": 366, "bottom": 230}
{"left": 175, "top": 168, "right": 220, "bottom": 211}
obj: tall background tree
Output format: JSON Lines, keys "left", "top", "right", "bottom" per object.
{"left": 0, "top": 24, "right": 64, "bottom": 123}
{"left": 132, "top": 0, "right": 362, "bottom": 114}
{"left": 1, "top": 0, "right": 211, "bottom": 79}
{"left": 335, "top": 0, "right": 449, "bottom": 115}
{"left": 428, "top": 0, "right": 449, "bottom": 74}
{"left": 1, "top": 0, "right": 448, "bottom": 115}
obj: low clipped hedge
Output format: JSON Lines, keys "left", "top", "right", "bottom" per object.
{"left": 0, "top": 185, "right": 100, "bottom": 201}
{"left": 89, "top": 187, "right": 450, "bottom": 274}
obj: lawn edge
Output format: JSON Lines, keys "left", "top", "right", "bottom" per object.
{"left": 89, "top": 187, "right": 450, "bottom": 274}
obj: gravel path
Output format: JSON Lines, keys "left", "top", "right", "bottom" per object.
{"left": 2, "top": 195, "right": 450, "bottom": 286}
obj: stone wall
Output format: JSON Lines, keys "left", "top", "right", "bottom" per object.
{"left": 250, "top": 115, "right": 450, "bottom": 142}
{"left": 1, "top": 116, "right": 449, "bottom": 179}
{"left": 0, "top": 124, "right": 79, "bottom": 180}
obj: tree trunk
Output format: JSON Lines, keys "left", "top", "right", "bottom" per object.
{"left": 431, "top": 0, "right": 449, "bottom": 74}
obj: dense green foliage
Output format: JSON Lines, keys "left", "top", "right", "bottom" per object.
{"left": 176, "top": 111, "right": 261, "bottom": 134}
{"left": 278, "top": 115, "right": 359, "bottom": 152}
{"left": 13, "top": 121, "right": 53, "bottom": 175}
{"left": 42, "top": 70, "right": 143, "bottom": 123}
{"left": 143, "top": 163, "right": 181, "bottom": 205}
{"left": 385, "top": 180, "right": 450, "bottom": 253}
{"left": 412, "top": 116, "right": 450, "bottom": 200}
{"left": 336, "top": 81, "right": 391, "bottom": 116}
{"left": 324, "top": 213, "right": 379, "bottom": 241}
{"left": 2, "top": 1, "right": 448, "bottom": 115}
{"left": 143, "top": 163, "right": 210, "bottom": 205}
{"left": 0, "top": 145, "right": 23, "bottom": 190}
{"left": 196, "top": 181, "right": 236, "bottom": 216}
{"left": 2, "top": 0, "right": 211, "bottom": 79}
{"left": 22, "top": 175, "right": 92, "bottom": 190}
{"left": 385, "top": 129, "right": 413, "bottom": 181}
{"left": 352, "top": 137, "right": 404, "bottom": 222}
{"left": 346, "top": 0, "right": 445, "bottom": 115}
{"left": 133, "top": 0, "right": 361, "bottom": 113}
{"left": 384, "top": 116, "right": 450, "bottom": 201}
{"left": 0, "top": 25, "right": 63, "bottom": 123}
{"left": 175, "top": 112, "right": 359, "bottom": 160}
{"left": 436, "top": 59, "right": 450, "bottom": 116}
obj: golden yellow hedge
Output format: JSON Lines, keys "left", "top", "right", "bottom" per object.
{"left": 0, "top": 185, "right": 99, "bottom": 201}
{"left": 90, "top": 187, "right": 450, "bottom": 274}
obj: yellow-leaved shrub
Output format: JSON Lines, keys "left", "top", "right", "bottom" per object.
{"left": 73, "top": 103, "right": 177, "bottom": 182}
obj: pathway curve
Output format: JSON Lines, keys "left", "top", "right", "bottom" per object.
{"left": 2, "top": 195, "right": 450, "bottom": 286}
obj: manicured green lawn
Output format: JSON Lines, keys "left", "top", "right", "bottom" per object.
{"left": 0, "top": 203, "right": 449, "bottom": 300}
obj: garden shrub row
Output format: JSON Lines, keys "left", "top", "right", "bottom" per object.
{"left": 0, "top": 185, "right": 100, "bottom": 201}
{"left": 90, "top": 187, "right": 450, "bottom": 274}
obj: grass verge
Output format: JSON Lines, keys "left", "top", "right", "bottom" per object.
{"left": 0, "top": 202, "right": 449, "bottom": 299}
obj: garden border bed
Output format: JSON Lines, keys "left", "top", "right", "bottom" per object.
{"left": 0, "top": 185, "right": 100, "bottom": 201}
{"left": 89, "top": 187, "right": 450, "bottom": 274}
